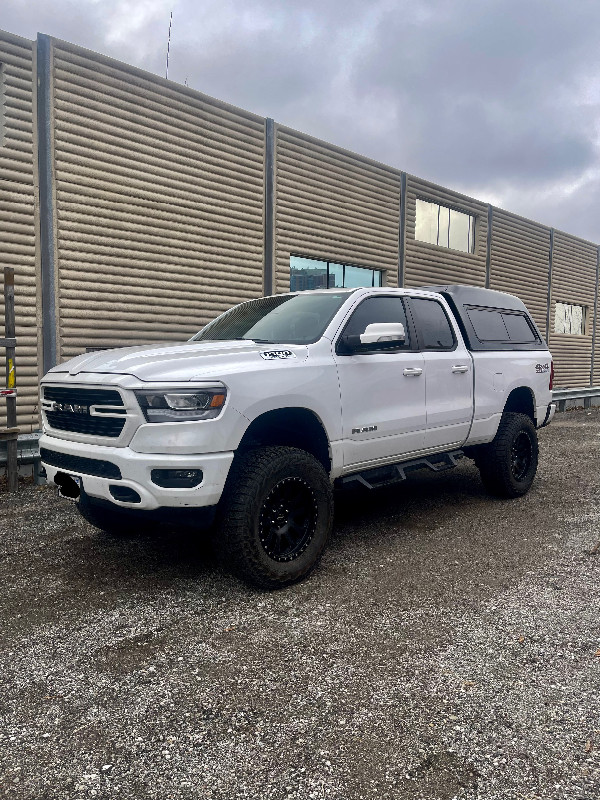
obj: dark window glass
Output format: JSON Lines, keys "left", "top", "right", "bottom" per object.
{"left": 502, "top": 312, "right": 537, "bottom": 343}
{"left": 411, "top": 298, "right": 455, "bottom": 349}
{"left": 192, "top": 292, "right": 349, "bottom": 345}
{"left": 342, "top": 297, "right": 410, "bottom": 346}
{"left": 468, "top": 308, "right": 509, "bottom": 341}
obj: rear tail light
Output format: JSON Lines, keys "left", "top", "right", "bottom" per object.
{"left": 549, "top": 361, "right": 554, "bottom": 391}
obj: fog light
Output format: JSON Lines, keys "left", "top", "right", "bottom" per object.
{"left": 151, "top": 469, "right": 203, "bottom": 488}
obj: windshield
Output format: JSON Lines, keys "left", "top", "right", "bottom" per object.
{"left": 191, "top": 292, "right": 351, "bottom": 345}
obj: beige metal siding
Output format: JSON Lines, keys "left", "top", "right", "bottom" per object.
{"left": 404, "top": 176, "right": 487, "bottom": 287}
{"left": 489, "top": 209, "right": 550, "bottom": 333}
{"left": 549, "top": 231, "right": 597, "bottom": 388}
{"left": 0, "top": 31, "right": 40, "bottom": 431}
{"left": 274, "top": 126, "right": 401, "bottom": 293}
{"left": 594, "top": 287, "right": 600, "bottom": 387}
{"left": 50, "top": 40, "right": 265, "bottom": 360}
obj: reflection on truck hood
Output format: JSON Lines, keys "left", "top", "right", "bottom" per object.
{"left": 46, "top": 340, "right": 309, "bottom": 382}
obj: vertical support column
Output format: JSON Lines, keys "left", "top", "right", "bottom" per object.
{"left": 36, "top": 33, "right": 57, "bottom": 373}
{"left": 263, "top": 117, "right": 275, "bottom": 296}
{"left": 590, "top": 246, "right": 600, "bottom": 386}
{"left": 398, "top": 172, "right": 407, "bottom": 287}
{"left": 485, "top": 205, "right": 493, "bottom": 289}
{"left": 545, "top": 228, "right": 554, "bottom": 341}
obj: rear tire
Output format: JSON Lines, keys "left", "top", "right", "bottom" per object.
{"left": 215, "top": 446, "right": 333, "bottom": 589}
{"left": 475, "top": 412, "right": 539, "bottom": 498}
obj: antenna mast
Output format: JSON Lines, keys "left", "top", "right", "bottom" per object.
{"left": 165, "top": 11, "right": 173, "bottom": 79}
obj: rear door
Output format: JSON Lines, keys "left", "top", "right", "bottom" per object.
{"left": 333, "top": 295, "right": 426, "bottom": 467}
{"left": 407, "top": 296, "right": 473, "bottom": 449}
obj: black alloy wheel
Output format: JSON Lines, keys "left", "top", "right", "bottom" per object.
{"left": 258, "top": 477, "right": 318, "bottom": 562}
{"left": 216, "top": 446, "right": 333, "bottom": 588}
{"left": 510, "top": 430, "right": 533, "bottom": 481}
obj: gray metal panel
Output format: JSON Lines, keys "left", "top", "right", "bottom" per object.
{"left": 485, "top": 205, "right": 493, "bottom": 289}
{"left": 398, "top": 172, "right": 407, "bottom": 287}
{"left": 0, "top": 30, "right": 40, "bottom": 430}
{"left": 263, "top": 117, "right": 274, "bottom": 295}
{"left": 36, "top": 33, "right": 57, "bottom": 374}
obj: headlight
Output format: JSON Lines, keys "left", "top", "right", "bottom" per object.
{"left": 135, "top": 387, "right": 226, "bottom": 423}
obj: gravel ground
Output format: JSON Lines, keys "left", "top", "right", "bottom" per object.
{"left": 1, "top": 410, "right": 599, "bottom": 800}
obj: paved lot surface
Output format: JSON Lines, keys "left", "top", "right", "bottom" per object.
{"left": 1, "top": 410, "right": 599, "bottom": 800}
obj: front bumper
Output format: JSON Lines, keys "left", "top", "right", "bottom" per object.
{"left": 40, "top": 434, "right": 234, "bottom": 511}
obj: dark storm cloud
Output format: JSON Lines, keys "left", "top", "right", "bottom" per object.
{"left": 4, "top": 0, "right": 600, "bottom": 241}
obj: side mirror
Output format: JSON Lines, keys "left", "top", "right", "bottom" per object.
{"left": 339, "top": 322, "right": 406, "bottom": 354}
{"left": 360, "top": 322, "right": 406, "bottom": 345}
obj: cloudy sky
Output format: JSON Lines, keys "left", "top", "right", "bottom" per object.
{"left": 5, "top": 0, "right": 600, "bottom": 241}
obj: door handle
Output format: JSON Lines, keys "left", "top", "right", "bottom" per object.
{"left": 403, "top": 367, "right": 423, "bottom": 377}
{"left": 452, "top": 365, "right": 469, "bottom": 374}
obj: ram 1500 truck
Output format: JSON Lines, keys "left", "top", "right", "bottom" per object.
{"left": 39, "top": 284, "right": 555, "bottom": 588}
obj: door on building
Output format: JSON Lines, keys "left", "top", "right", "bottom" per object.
{"left": 406, "top": 296, "right": 473, "bottom": 450}
{"left": 333, "top": 295, "right": 427, "bottom": 467}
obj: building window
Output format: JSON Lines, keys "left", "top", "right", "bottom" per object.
{"left": 554, "top": 302, "right": 587, "bottom": 335}
{"left": 415, "top": 198, "right": 475, "bottom": 254}
{"left": 290, "top": 255, "right": 383, "bottom": 292}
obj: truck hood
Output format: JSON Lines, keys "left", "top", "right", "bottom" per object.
{"left": 45, "top": 340, "right": 309, "bottom": 382}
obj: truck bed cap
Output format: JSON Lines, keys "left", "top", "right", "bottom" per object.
{"left": 418, "top": 284, "right": 547, "bottom": 351}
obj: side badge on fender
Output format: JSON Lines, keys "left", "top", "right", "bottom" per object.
{"left": 260, "top": 350, "right": 296, "bottom": 360}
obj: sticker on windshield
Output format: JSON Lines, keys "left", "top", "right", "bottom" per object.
{"left": 260, "top": 350, "right": 296, "bottom": 360}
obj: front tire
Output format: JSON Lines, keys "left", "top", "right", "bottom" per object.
{"left": 216, "top": 446, "right": 333, "bottom": 589}
{"left": 475, "top": 412, "right": 539, "bottom": 498}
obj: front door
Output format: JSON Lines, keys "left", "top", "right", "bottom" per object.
{"left": 333, "top": 295, "right": 427, "bottom": 467}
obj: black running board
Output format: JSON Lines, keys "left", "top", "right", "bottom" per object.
{"left": 338, "top": 450, "right": 464, "bottom": 490}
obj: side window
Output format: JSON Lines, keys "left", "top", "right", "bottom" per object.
{"left": 501, "top": 312, "right": 537, "bottom": 343}
{"left": 410, "top": 298, "right": 455, "bottom": 350}
{"left": 468, "top": 308, "right": 508, "bottom": 341}
{"left": 467, "top": 307, "right": 538, "bottom": 343}
{"left": 339, "top": 296, "right": 410, "bottom": 350}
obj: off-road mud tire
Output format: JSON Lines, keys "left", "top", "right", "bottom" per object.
{"left": 475, "top": 412, "right": 539, "bottom": 498}
{"left": 215, "top": 446, "right": 333, "bottom": 589}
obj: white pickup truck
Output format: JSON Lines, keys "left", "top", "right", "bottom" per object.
{"left": 40, "top": 285, "right": 555, "bottom": 588}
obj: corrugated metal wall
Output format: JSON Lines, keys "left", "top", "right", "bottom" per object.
{"left": 404, "top": 176, "right": 488, "bottom": 287}
{"left": 5, "top": 27, "right": 600, "bottom": 406}
{"left": 594, "top": 288, "right": 600, "bottom": 387}
{"left": 50, "top": 39, "right": 266, "bottom": 361}
{"left": 549, "top": 231, "right": 597, "bottom": 388}
{"left": 0, "top": 31, "right": 40, "bottom": 431}
{"left": 489, "top": 209, "right": 550, "bottom": 333}
{"left": 274, "top": 126, "right": 401, "bottom": 294}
